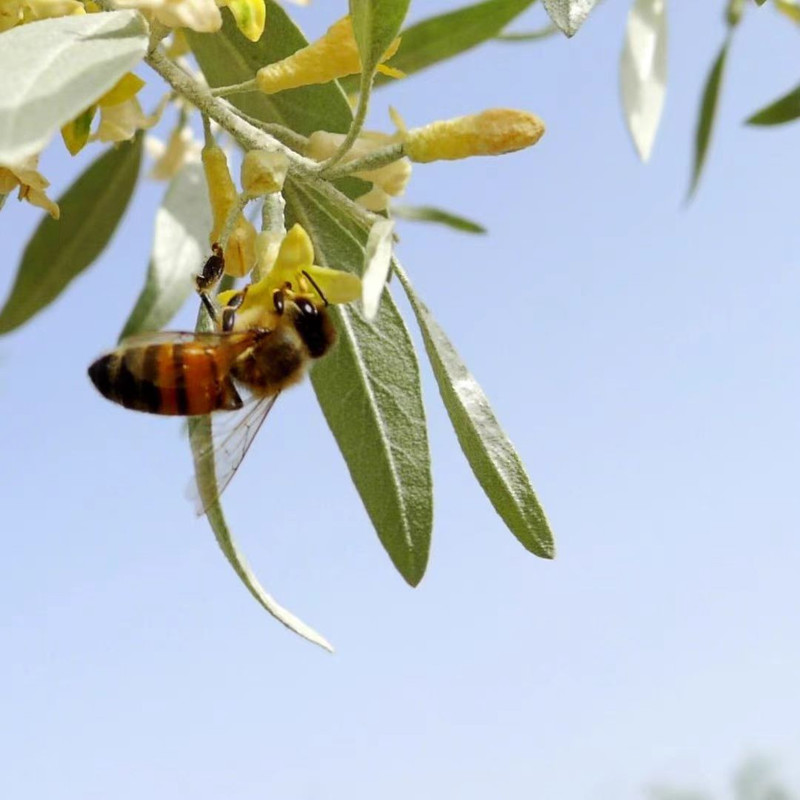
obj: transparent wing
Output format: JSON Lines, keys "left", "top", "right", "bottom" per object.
{"left": 117, "top": 330, "right": 257, "bottom": 350}
{"left": 188, "top": 390, "right": 281, "bottom": 516}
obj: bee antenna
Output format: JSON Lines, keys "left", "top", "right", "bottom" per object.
{"left": 301, "top": 270, "right": 329, "bottom": 307}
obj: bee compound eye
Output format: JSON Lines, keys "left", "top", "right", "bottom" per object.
{"left": 297, "top": 299, "right": 317, "bottom": 316}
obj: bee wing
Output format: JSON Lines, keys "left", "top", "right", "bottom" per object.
{"left": 116, "top": 330, "right": 256, "bottom": 350}
{"left": 188, "top": 390, "right": 281, "bottom": 516}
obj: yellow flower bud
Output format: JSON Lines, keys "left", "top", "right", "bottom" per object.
{"left": 201, "top": 143, "right": 257, "bottom": 277}
{"left": 256, "top": 15, "right": 401, "bottom": 94}
{"left": 240, "top": 150, "right": 288, "bottom": 197}
{"left": 402, "top": 108, "right": 545, "bottom": 163}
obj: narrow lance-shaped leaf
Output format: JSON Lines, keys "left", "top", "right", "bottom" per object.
{"left": 188, "top": 308, "right": 333, "bottom": 652}
{"left": 361, "top": 218, "right": 394, "bottom": 321}
{"left": 688, "top": 37, "right": 730, "bottom": 200}
{"left": 620, "top": 0, "right": 668, "bottom": 163}
{"left": 746, "top": 81, "right": 800, "bottom": 126}
{"left": 495, "top": 24, "right": 559, "bottom": 42}
{"left": 351, "top": 0, "right": 536, "bottom": 91}
{"left": 543, "top": 0, "right": 601, "bottom": 37}
{"left": 285, "top": 179, "right": 433, "bottom": 586}
{"left": 396, "top": 264, "right": 555, "bottom": 560}
{"left": 349, "top": 0, "right": 410, "bottom": 77}
{"left": 119, "top": 162, "right": 211, "bottom": 340}
{"left": 392, "top": 204, "right": 486, "bottom": 234}
{"left": 0, "top": 136, "right": 143, "bottom": 335}
{"left": 0, "top": 11, "right": 148, "bottom": 163}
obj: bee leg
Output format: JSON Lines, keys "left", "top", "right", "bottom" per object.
{"left": 221, "top": 289, "right": 247, "bottom": 333}
{"left": 196, "top": 242, "right": 225, "bottom": 292}
{"left": 195, "top": 244, "right": 226, "bottom": 326}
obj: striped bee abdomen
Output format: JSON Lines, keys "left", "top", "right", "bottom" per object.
{"left": 88, "top": 343, "right": 242, "bottom": 416}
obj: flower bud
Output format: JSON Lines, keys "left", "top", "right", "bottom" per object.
{"left": 403, "top": 108, "right": 545, "bottom": 163}
{"left": 256, "top": 15, "right": 401, "bottom": 94}
{"left": 201, "top": 143, "right": 256, "bottom": 277}
{"left": 240, "top": 150, "right": 288, "bottom": 197}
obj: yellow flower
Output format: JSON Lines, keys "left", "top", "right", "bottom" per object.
{"left": 112, "top": 0, "right": 221, "bottom": 34}
{"left": 0, "top": 0, "right": 82, "bottom": 30}
{"left": 218, "top": 224, "right": 361, "bottom": 326}
{"left": 306, "top": 130, "right": 411, "bottom": 211}
{"left": 395, "top": 107, "right": 546, "bottom": 163}
{"left": 256, "top": 15, "right": 401, "bottom": 94}
{"left": 61, "top": 73, "right": 147, "bottom": 154}
{"left": 146, "top": 126, "right": 202, "bottom": 180}
{"left": 91, "top": 95, "right": 164, "bottom": 144}
{"left": 0, "top": 154, "right": 59, "bottom": 219}
{"left": 240, "top": 150, "right": 288, "bottom": 196}
{"left": 202, "top": 143, "right": 257, "bottom": 278}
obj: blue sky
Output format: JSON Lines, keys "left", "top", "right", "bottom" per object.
{"left": 1, "top": 2, "right": 799, "bottom": 799}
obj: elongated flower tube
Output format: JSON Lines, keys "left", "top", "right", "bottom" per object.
{"left": 256, "top": 15, "right": 401, "bottom": 94}
{"left": 202, "top": 143, "right": 256, "bottom": 278}
{"left": 398, "top": 108, "right": 546, "bottom": 163}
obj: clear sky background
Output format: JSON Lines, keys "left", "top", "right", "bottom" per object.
{"left": 1, "top": 2, "right": 799, "bottom": 799}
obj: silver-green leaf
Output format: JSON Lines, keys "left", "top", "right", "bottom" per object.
{"left": 0, "top": 136, "right": 142, "bottom": 335}
{"left": 119, "top": 162, "right": 211, "bottom": 341}
{"left": 746, "top": 81, "right": 800, "bottom": 126}
{"left": 356, "top": 0, "right": 536, "bottom": 90}
{"left": 286, "top": 180, "right": 433, "bottom": 586}
{"left": 0, "top": 10, "right": 148, "bottom": 163}
{"left": 349, "top": 0, "right": 410, "bottom": 78}
{"left": 543, "top": 0, "right": 601, "bottom": 37}
{"left": 620, "top": 0, "right": 668, "bottom": 163}
{"left": 392, "top": 204, "right": 487, "bottom": 234}
{"left": 688, "top": 37, "right": 730, "bottom": 199}
{"left": 396, "top": 264, "right": 555, "bottom": 560}
{"left": 188, "top": 415, "right": 334, "bottom": 652}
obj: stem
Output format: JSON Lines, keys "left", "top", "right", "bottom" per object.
{"left": 145, "top": 49, "right": 310, "bottom": 168}
{"left": 322, "top": 142, "right": 406, "bottom": 181}
{"left": 0, "top": 193, "right": 7, "bottom": 213}
{"left": 144, "top": 49, "right": 379, "bottom": 232}
{"left": 210, "top": 79, "right": 259, "bottom": 97}
{"left": 319, "top": 77, "right": 373, "bottom": 172}
{"left": 229, "top": 106, "right": 309, "bottom": 153}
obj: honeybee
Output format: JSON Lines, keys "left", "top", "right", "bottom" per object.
{"left": 88, "top": 236, "right": 347, "bottom": 512}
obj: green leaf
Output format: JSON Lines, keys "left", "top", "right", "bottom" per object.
{"left": 187, "top": 3, "right": 352, "bottom": 136}
{"left": 0, "top": 137, "right": 142, "bottom": 335}
{"left": 619, "top": 0, "right": 668, "bottom": 163}
{"left": 349, "top": 0, "right": 536, "bottom": 90}
{"left": 285, "top": 179, "right": 433, "bottom": 586}
{"left": 350, "top": 0, "right": 410, "bottom": 76}
{"left": 396, "top": 265, "right": 554, "bottom": 560}
{"left": 688, "top": 37, "right": 730, "bottom": 199}
{"left": 746, "top": 81, "right": 800, "bottom": 126}
{"left": 542, "top": 0, "right": 600, "bottom": 37}
{"left": 188, "top": 376, "right": 333, "bottom": 653}
{"left": 495, "top": 24, "right": 559, "bottom": 42}
{"left": 392, "top": 204, "right": 487, "bottom": 234}
{"left": 119, "top": 162, "right": 212, "bottom": 341}
{"left": 0, "top": 10, "right": 148, "bottom": 163}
